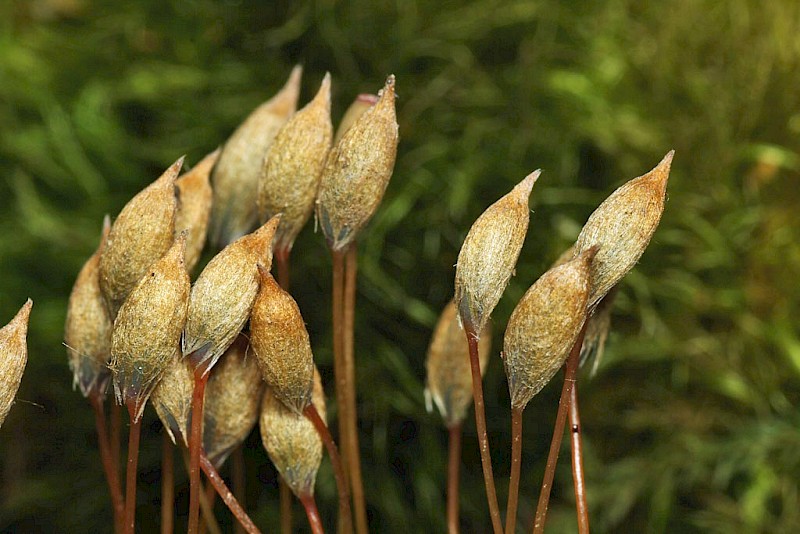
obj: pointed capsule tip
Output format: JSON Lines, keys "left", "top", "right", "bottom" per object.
{"left": 315, "top": 73, "right": 332, "bottom": 104}
{"left": 515, "top": 169, "right": 541, "bottom": 197}
{"left": 14, "top": 299, "right": 33, "bottom": 325}
{"left": 283, "top": 65, "right": 303, "bottom": 93}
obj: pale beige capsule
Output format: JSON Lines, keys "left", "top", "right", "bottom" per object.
{"left": 503, "top": 248, "right": 595, "bottom": 410}
{"left": 249, "top": 266, "right": 314, "bottom": 414}
{"left": 110, "top": 236, "right": 190, "bottom": 421}
{"left": 334, "top": 93, "right": 378, "bottom": 144}
{"left": 176, "top": 149, "right": 217, "bottom": 273}
{"left": 316, "top": 75, "right": 399, "bottom": 252}
{"left": 152, "top": 347, "right": 193, "bottom": 446}
{"left": 100, "top": 158, "right": 182, "bottom": 318}
{"left": 454, "top": 170, "right": 540, "bottom": 334}
{"left": 424, "top": 300, "right": 491, "bottom": 428}
{"left": 258, "top": 73, "right": 333, "bottom": 253}
{"left": 259, "top": 368, "right": 325, "bottom": 498}
{"left": 182, "top": 215, "right": 280, "bottom": 372}
{"left": 203, "top": 334, "right": 264, "bottom": 467}
{"left": 0, "top": 299, "right": 32, "bottom": 428}
{"left": 65, "top": 216, "right": 113, "bottom": 397}
{"left": 574, "top": 151, "right": 673, "bottom": 309}
{"left": 580, "top": 288, "right": 616, "bottom": 375}
{"left": 209, "top": 66, "right": 302, "bottom": 248}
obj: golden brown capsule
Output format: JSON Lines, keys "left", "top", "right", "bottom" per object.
{"left": 258, "top": 73, "right": 333, "bottom": 253}
{"left": 334, "top": 93, "right": 378, "bottom": 144}
{"left": 424, "top": 300, "right": 491, "bottom": 427}
{"left": 65, "top": 216, "right": 113, "bottom": 397}
{"left": 503, "top": 248, "right": 596, "bottom": 410}
{"left": 100, "top": 158, "right": 182, "bottom": 318}
{"left": 316, "top": 75, "right": 399, "bottom": 252}
{"left": 176, "top": 149, "right": 217, "bottom": 273}
{"left": 0, "top": 299, "right": 32, "bottom": 428}
{"left": 203, "top": 334, "right": 264, "bottom": 467}
{"left": 182, "top": 215, "right": 280, "bottom": 372}
{"left": 110, "top": 235, "right": 190, "bottom": 421}
{"left": 249, "top": 266, "right": 314, "bottom": 414}
{"left": 151, "top": 347, "right": 193, "bottom": 446}
{"left": 259, "top": 368, "right": 325, "bottom": 498}
{"left": 454, "top": 170, "right": 539, "bottom": 335}
{"left": 574, "top": 151, "right": 673, "bottom": 309}
{"left": 209, "top": 66, "right": 302, "bottom": 248}
{"left": 551, "top": 245, "right": 617, "bottom": 373}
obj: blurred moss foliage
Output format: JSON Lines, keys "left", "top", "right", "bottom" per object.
{"left": 1, "top": 0, "right": 800, "bottom": 532}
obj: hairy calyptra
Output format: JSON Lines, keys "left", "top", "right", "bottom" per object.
{"left": 260, "top": 369, "right": 326, "bottom": 498}
{"left": 65, "top": 216, "right": 113, "bottom": 397}
{"left": 182, "top": 215, "right": 280, "bottom": 373}
{"left": 425, "top": 300, "right": 491, "bottom": 427}
{"left": 503, "top": 247, "right": 596, "bottom": 410}
{"left": 316, "top": 75, "right": 399, "bottom": 252}
{"left": 203, "top": 334, "right": 264, "bottom": 467}
{"left": 574, "top": 151, "right": 673, "bottom": 309}
{"left": 176, "top": 149, "right": 217, "bottom": 273}
{"left": 209, "top": 66, "right": 302, "bottom": 247}
{"left": 259, "top": 73, "right": 333, "bottom": 254}
{"left": 249, "top": 267, "right": 314, "bottom": 415}
{"left": 99, "top": 158, "right": 182, "bottom": 318}
{"left": 454, "top": 170, "right": 539, "bottom": 335}
{"left": 0, "top": 299, "right": 33, "bottom": 428}
{"left": 110, "top": 236, "right": 190, "bottom": 421}
{"left": 152, "top": 348, "right": 194, "bottom": 446}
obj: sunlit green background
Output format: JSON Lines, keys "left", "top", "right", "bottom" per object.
{"left": 1, "top": 0, "right": 800, "bottom": 532}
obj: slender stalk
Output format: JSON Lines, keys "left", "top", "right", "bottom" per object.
{"left": 124, "top": 400, "right": 143, "bottom": 534}
{"left": 275, "top": 245, "right": 294, "bottom": 534}
{"left": 232, "top": 447, "right": 246, "bottom": 534}
{"left": 200, "top": 451, "right": 262, "bottom": 534}
{"left": 88, "top": 394, "right": 124, "bottom": 533}
{"left": 161, "top": 432, "right": 174, "bottom": 534}
{"left": 570, "top": 380, "right": 590, "bottom": 533}
{"left": 331, "top": 250, "right": 351, "bottom": 482}
{"left": 447, "top": 424, "right": 462, "bottom": 534}
{"left": 532, "top": 323, "right": 588, "bottom": 534}
{"left": 280, "top": 479, "right": 293, "bottom": 534}
{"left": 505, "top": 408, "right": 524, "bottom": 534}
{"left": 465, "top": 329, "right": 503, "bottom": 534}
{"left": 303, "top": 403, "right": 353, "bottom": 534}
{"left": 188, "top": 364, "right": 211, "bottom": 534}
{"left": 300, "top": 493, "right": 326, "bottom": 534}
{"left": 343, "top": 245, "right": 368, "bottom": 534}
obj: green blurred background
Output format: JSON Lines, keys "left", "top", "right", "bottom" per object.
{"left": 1, "top": 0, "right": 800, "bottom": 532}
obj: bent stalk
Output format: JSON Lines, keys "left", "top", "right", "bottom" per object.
{"left": 200, "top": 451, "right": 261, "bottom": 534}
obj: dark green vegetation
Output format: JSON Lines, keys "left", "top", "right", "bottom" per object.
{"left": 2, "top": 0, "right": 800, "bottom": 532}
